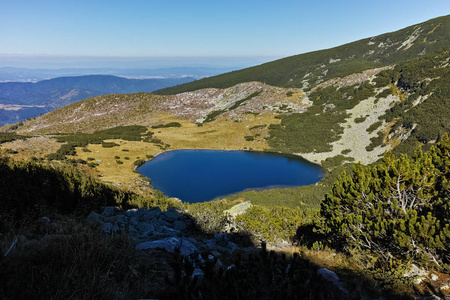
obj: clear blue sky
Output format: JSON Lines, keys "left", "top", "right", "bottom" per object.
{"left": 1, "top": 0, "right": 449, "bottom": 67}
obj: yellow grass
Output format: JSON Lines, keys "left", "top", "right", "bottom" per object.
{"left": 153, "top": 114, "right": 278, "bottom": 151}
{"left": 72, "top": 114, "right": 281, "bottom": 190}
{"left": 0, "top": 136, "right": 60, "bottom": 160}
{"left": 2, "top": 112, "right": 281, "bottom": 192}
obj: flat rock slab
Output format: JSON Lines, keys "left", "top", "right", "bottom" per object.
{"left": 136, "top": 237, "right": 198, "bottom": 256}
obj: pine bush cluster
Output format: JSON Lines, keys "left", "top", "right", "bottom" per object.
{"left": 320, "top": 136, "right": 450, "bottom": 267}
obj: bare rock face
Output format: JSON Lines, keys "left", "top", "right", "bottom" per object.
{"left": 225, "top": 201, "right": 252, "bottom": 217}
{"left": 404, "top": 263, "right": 429, "bottom": 284}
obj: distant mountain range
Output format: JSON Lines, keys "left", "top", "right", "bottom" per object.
{"left": 0, "top": 66, "right": 237, "bottom": 83}
{"left": 0, "top": 75, "right": 195, "bottom": 125}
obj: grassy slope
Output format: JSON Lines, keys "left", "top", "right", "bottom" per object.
{"left": 156, "top": 15, "right": 450, "bottom": 94}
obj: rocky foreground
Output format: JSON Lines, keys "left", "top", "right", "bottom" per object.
{"left": 87, "top": 206, "right": 241, "bottom": 256}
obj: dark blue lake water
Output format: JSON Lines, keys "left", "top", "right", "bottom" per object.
{"left": 137, "top": 149, "right": 324, "bottom": 203}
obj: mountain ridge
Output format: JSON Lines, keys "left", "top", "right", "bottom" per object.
{"left": 0, "top": 75, "right": 195, "bottom": 125}
{"left": 156, "top": 14, "right": 450, "bottom": 95}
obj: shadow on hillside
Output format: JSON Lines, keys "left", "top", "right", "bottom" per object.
{"left": 1, "top": 204, "right": 422, "bottom": 300}
{"left": 0, "top": 154, "right": 421, "bottom": 299}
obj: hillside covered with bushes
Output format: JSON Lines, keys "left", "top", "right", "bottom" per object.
{"left": 156, "top": 15, "right": 450, "bottom": 94}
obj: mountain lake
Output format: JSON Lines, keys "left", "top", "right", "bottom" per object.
{"left": 137, "top": 149, "right": 324, "bottom": 203}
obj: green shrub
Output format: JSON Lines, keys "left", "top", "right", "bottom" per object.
{"left": 367, "top": 121, "right": 383, "bottom": 134}
{"left": 0, "top": 157, "right": 136, "bottom": 218}
{"left": 354, "top": 116, "right": 367, "bottom": 123}
{"left": 151, "top": 122, "right": 182, "bottom": 129}
{"left": 235, "top": 205, "right": 311, "bottom": 244}
{"left": 250, "top": 124, "right": 266, "bottom": 130}
{"left": 133, "top": 159, "right": 146, "bottom": 167}
{"left": 0, "top": 132, "right": 27, "bottom": 143}
{"left": 184, "top": 200, "right": 228, "bottom": 233}
{"left": 101, "top": 142, "right": 119, "bottom": 148}
{"left": 319, "top": 137, "right": 450, "bottom": 267}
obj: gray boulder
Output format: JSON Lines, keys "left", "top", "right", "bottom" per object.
{"left": 159, "top": 207, "right": 182, "bottom": 223}
{"left": 404, "top": 263, "right": 429, "bottom": 284}
{"left": 214, "top": 258, "right": 223, "bottom": 272}
{"left": 141, "top": 207, "right": 162, "bottom": 222}
{"left": 191, "top": 268, "right": 204, "bottom": 280}
{"left": 86, "top": 211, "right": 106, "bottom": 225}
{"left": 136, "top": 222, "right": 155, "bottom": 237}
{"left": 158, "top": 225, "right": 181, "bottom": 237}
{"left": 173, "top": 220, "right": 189, "bottom": 231}
{"left": 136, "top": 237, "right": 198, "bottom": 256}
{"left": 317, "top": 268, "right": 348, "bottom": 294}
{"left": 214, "top": 233, "right": 229, "bottom": 247}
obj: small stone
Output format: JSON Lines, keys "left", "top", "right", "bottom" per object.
{"left": 431, "top": 273, "right": 439, "bottom": 281}
{"left": 440, "top": 284, "right": 450, "bottom": 291}
{"left": 191, "top": 268, "right": 204, "bottom": 279}
{"left": 214, "top": 259, "right": 223, "bottom": 272}
{"left": 227, "top": 264, "right": 236, "bottom": 271}
{"left": 197, "top": 254, "right": 205, "bottom": 264}
{"left": 125, "top": 208, "right": 138, "bottom": 216}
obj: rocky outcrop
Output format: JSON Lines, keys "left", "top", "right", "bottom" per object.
{"left": 317, "top": 268, "right": 348, "bottom": 294}
{"left": 86, "top": 206, "right": 240, "bottom": 256}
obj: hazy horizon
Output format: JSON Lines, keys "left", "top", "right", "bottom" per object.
{"left": 0, "top": 55, "right": 281, "bottom": 70}
{"left": 2, "top": 0, "right": 449, "bottom": 70}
